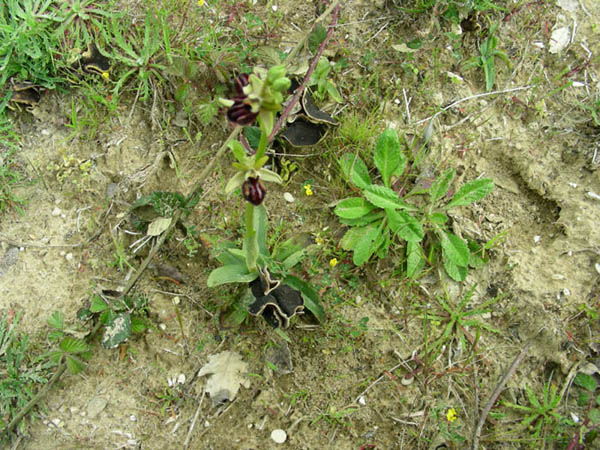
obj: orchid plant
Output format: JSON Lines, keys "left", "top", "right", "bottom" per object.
{"left": 207, "top": 65, "right": 324, "bottom": 328}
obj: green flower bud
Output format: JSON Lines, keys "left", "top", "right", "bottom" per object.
{"left": 267, "top": 65, "right": 287, "bottom": 84}
{"left": 271, "top": 77, "right": 291, "bottom": 93}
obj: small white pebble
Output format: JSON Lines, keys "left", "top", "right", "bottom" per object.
{"left": 271, "top": 429, "right": 287, "bottom": 444}
{"left": 563, "top": 288, "right": 571, "bottom": 297}
{"left": 130, "top": 415, "right": 137, "bottom": 422}
{"left": 172, "top": 296, "right": 180, "bottom": 305}
{"left": 283, "top": 192, "right": 295, "bottom": 203}
{"left": 568, "top": 182, "right": 578, "bottom": 188}
{"left": 177, "top": 373, "right": 186, "bottom": 385}
{"left": 533, "top": 235, "right": 541, "bottom": 244}
{"left": 533, "top": 41, "right": 545, "bottom": 49}
{"left": 52, "top": 207, "right": 62, "bottom": 216}
{"left": 358, "top": 396, "right": 366, "bottom": 406}
{"left": 159, "top": 323, "right": 167, "bottom": 331}
{"left": 271, "top": 4, "right": 278, "bottom": 11}
{"left": 572, "top": 81, "right": 585, "bottom": 87}
{"left": 65, "top": 253, "right": 73, "bottom": 261}
{"left": 587, "top": 192, "right": 600, "bottom": 201}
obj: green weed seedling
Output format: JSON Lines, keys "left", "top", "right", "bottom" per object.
{"left": 419, "top": 285, "right": 501, "bottom": 362}
{"left": 0, "top": 312, "right": 53, "bottom": 437}
{"left": 502, "top": 380, "right": 574, "bottom": 447}
{"left": 76, "top": 293, "right": 149, "bottom": 349}
{"left": 334, "top": 128, "right": 494, "bottom": 280}
{"left": 101, "top": 7, "right": 171, "bottom": 102}
{"left": 47, "top": 311, "right": 91, "bottom": 374}
{"left": 462, "top": 24, "right": 510, "bottom": 91}
{"left": 308, "top": 56, "right": 343, "bottom": 103}
{"left": 54, "top": 0, "right": 120, "bottom": 49}
{"left": 0, "top": 0, "right": 66, "bottom": 89}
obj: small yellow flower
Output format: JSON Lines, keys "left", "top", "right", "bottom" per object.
{"left": 101, "top": 72, "right": 109, "bottom": 80}
{"left": 197, "top": 0, "right": 204, "bottom": 5}
{"left": 304, "top": 184, "right": 313, "bottom": 196}
{"left": 329, "top": 258, "right": 338, "bottom": 268}
{"left": 446, "top": 408, "right": 457, "bottom": 422}
{"left": 315, "top": 237, "right": 324, "bottom": 246}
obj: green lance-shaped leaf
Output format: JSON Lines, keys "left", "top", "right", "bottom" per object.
{"left": 339, "top": 153, "right": 371, "bottom": 189}
{"left": 334, "top": 197, "right": 376, "bottom": 219}
{"left": 353, "top": 224, "right": 382, "bottom": 266}
{"left": 374, "top": 128, "right": 404, "bottom": 187}
{"left": 363, "top": 184, "right": 416, "bottom": 211}
{"left": 387, "top": 209, "right": 424, "bottom": 242}
{"left": 228, "top": 140, "right": 247, "bottom": 163}
{"left": 440, "top": 232, "right": 470, "bottom": 268}
{"left": 102, "top": 312, "right": 132, "bottom": 349}
{"left": 339, "top": 210, "right": 385, "bottom": 227}
{"left": 207, "top": 264, "right": 258, "bottom": 287}
{"left": 445, "top": 178, "right": 494, "bottom": 209}
{"left": 406, "top": 241, "right": 425, "bottom": 278}
{"left": 429, "top": 168, "right": 455, "bottom": 204}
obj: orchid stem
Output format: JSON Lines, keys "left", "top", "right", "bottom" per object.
{"left": 244, "top": 203, "right": 258, "bottom": 273}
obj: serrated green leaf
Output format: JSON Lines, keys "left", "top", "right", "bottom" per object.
{"left": 65, "top": 355, "right": 85, "bottom": 374}
{"left": 574, "top": 372, "right": 598, "bottom": 392}
{"left": 429, "top": 169, "right": 455, "bottom": 203}
{"left": 285, "top": 275, "right": 324, "bottom": 322}
{"left": 90, "top": 295, "right": 109, "bottom": 313}
{"left": 207, "top": 264, "right": 258, "bottom": 287}
{"left": 353, "top": 224, "right": 381, "bottom": 266}
{"left": 228, "top": 140, "right": 247, "bottom": 163}
{"left": 334, "top": 197, "right": 376, "bottom": 219}
{"left": 374, "top": 128, "right": 403, "bottom": 187}
{"left": 406, "top": 241, "right": 425, "bottom": 278}
{"left": 48, "top": 311, "right": 64, "bottom": 330}
{"left": 339, "top": 153, "right": 371, "bottom": 189}
{"left": 443, "top": 254, "right": 468, "bottom": 281}
{"left": 446, "top": 178, "right": 494, "bottom": 209}
{"left": 131, "top": 316, "right": 147, "bottom": 334}
{"left": 340, "top": 226, "right": 368, "bottom": 251}
{"left": 102, "top": 313, "right": 132, "bottom": 349}
{"left": 60, "top": 337, "right": 89, "bottom": 355}
{"left": 386, "top": 209, "right": 424, "bottom": 242}
{"left": 363, "top": 185, "right": 416, "bottom": 210}
{"left": 441, "top": 232, "right": 470, "bottom": 267}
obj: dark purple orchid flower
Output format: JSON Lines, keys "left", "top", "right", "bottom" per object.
{"left": 242, "top": 177, "right": 266, "bottom": 205}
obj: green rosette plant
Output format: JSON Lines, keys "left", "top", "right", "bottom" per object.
{"left": 334, "top": 128, "right": 494, "bottom": 281}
